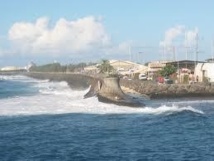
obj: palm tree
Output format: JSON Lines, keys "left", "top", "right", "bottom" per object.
{"left": 97, "top": 59, "right": 116, "bottom": 76}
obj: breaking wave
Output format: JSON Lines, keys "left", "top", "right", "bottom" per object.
{"left": 0, "top": 75, "right": 204, "bottom": 116}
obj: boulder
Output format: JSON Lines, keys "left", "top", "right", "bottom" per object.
{"left": 85, "top": 77, "right": 144, "bottom": 107}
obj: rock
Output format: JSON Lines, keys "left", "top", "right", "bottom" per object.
{"left": 86, "top": 77, "right": 144, "bottom": 107}
{"left": 98, "top": 78, "right": 144, "bottom": 107}
{"left": 84, "top": 78, "right": 101, "bottom": 98}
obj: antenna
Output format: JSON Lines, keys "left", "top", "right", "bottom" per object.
{"left": 211, "top": 40, "right": 214, "bottom": 62}
{"left": 195, "top": 32, "right": 199, "bottom": 68}
{"left": 163, "top": 44, "right": 166, "bottom": 61}
{"left": 129, "top": 46, "right": 132, "bottom": 61}
{"left": 195, "top": 33, "right": 199, "bottom": 61}
{"left": 185, "top": 46, "right": 188, "bottom": 60}
{"left": 185, "top": 31, "right": 188, "bottom": 60}
{"left": 172, "top": 46, "right": 176, "bottom": 61}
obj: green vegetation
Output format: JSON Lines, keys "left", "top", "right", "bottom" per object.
{"left": 66, "top": 63, "right": 87, "bottom": 72}
{"left": 29, "top": 62, "right": 96, "bottom": 73}
{"left": 159, "top": 64, "right": 176, "bottom": 77}
{"left": 97, "top": 59, "right": 117, "bottom": 77}
{"left": 30, "top": 63, "right": 66, "bottom": 72}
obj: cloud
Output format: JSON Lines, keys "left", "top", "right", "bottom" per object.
{"left": 184, "top": 27, "right": 199, "bottom": 46}
{"left": 159, "top": 25, "right": 199, "bottom": 54}
{"left": 8, "top": 16, "right": 111, "bottom": 56}
{"left": 160, "top": 25, "right": 185, "bottom": 47}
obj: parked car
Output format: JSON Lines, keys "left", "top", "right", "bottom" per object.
{"left": 147, "top": 76, "right": 153, "bottom": 80}
{"left": 139, "top": 73, "right": 147, "bottom": 80}
{"left": 164, "top": 77, "right": 173, "bottom": 84}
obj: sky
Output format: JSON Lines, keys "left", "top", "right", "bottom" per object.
{"left": 0, "top": 0, "right": 214, "bottom": 67}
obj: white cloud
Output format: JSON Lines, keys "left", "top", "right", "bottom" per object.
{"left": 184, "top": 27, "right": 199, "bottom": 46}
{"left": 160, "top": 25, "right": 199, "bottom": 52}
{"left": 160, "top": 25, "right": 185, "bottom": 47}
{"left": 8, "top": 16, "right": 111, "bottom": 56}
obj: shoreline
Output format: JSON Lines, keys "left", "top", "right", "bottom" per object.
{"left": 2, "top": 72, "right": 214, "bottom": 100}
{"left": 120, "top": 79, "right": 214, "bottom": 100}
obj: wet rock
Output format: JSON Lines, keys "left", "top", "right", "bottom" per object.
{"left": 96, "top": 77, "right": 144, "bottom": 107}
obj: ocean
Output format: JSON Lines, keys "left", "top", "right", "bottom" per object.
{"left": 0, "top": 75, "right": 214, "bottom": 160}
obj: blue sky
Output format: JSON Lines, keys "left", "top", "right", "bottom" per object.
{"left": 0, "top": 0, "right": 214, "bottom": 67}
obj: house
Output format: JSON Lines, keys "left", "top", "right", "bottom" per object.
{"left": 166, "top": 60, "right": 204, "bottom": 72}
{"left": 109, "top": 60, "right": 148, "bottom": 77}
{"left": 195, "top": 63, "right": 214, "bottom": 82}
{"left": 205, "top": 58, "right": 214, "bottom": 63}
{"left": 83, "top": 60, "right": 148, "bottom": 79}
{"left": 148, "top": 61, "right": 168, "bottom": 72}
{"left": 147, "top": 61, "right": 169, "bottom": 78}
{"left": 83, "top": 65, "right": 99, "bottom": 74}
{"left": 1, "top": 66, "right": 18, "bottom": 71}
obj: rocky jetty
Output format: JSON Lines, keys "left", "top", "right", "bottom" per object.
{"left": 120, "top": 79, "right": 214, "bottom": 99}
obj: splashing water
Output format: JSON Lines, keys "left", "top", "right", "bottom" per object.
{"left": 0, "top": 75, "right": 205, "bottom": 116}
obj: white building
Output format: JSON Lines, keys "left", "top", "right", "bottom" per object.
{"left": 109, "top": 60, "right": 148, "bottom": 76}
{"left": 83, "top": 60, "right": 148, "bottom": 78}
{"left": 195, "top": 63, "right": 214, "bottom": 82}
{"left": 1, "top": 66, "right": 19, "bottom": 71}
{"left": 148, "top": 61, "right": 168, "bottom": 73}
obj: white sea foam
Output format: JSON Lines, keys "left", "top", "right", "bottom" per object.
{"left": 141, "top": 105, "right": 204, "bottom": 115}
{"left": 0, "top": 75, "right": 205, "bottom": 116}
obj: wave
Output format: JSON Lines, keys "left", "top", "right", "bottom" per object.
{"left": 0, "top": 96, "right": 204, "bottom": 116}
{"left": 141, "top": 105, "right": 204, "bottom": 115}
{"left": 0, "top": 75, "right": 205, "bottom": 116}
{"left": 168, "top": 99, "right": 214, "bottom": 105}
{"left": 0, "top": 75, "right": 49, "bottom": 83}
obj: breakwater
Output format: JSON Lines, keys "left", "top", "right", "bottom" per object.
{"left": 24, "top": 72, "right": 94, "bottom": 90}
{"left": 5, "top": 72, "right": 214, "bottom": 99}
{"left": 120, "top": 79, "right": 214, "bottom": 99}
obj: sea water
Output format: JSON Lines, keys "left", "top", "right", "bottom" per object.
{"left": 0, "top": 75, "right": 214, "bottom": 160}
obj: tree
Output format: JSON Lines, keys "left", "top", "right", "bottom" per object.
{"left": 159, "top": 64, "right": 176, "bottom": 77}
{"left": 30, "top": 63, "right": 66, "bottom": 72}
{"left": 97, "top": 59, "right": 116, "bottom": 76}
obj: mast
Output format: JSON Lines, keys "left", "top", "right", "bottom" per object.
{"left": 195, "top": 33, "right": 199, "bottom": 68}
{"left": 212, "top": 39, "right": 214, "bottom": 61}
{"left": 185, "top": 31, "right": 188, "bottom": 60}
{"left": 129, "top": 46, "right": 132, "bottom": 61}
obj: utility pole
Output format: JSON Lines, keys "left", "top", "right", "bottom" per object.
{"left": 129, "top": 46, "right": 132, "bottom": 61}
{"left": 172, "top": 46, "right": 176, "bottom": 61}
{"left": 195, "top": 33, "right": 199, "bottom": 68}
{"left": 184, "top": 31, "right": 189, "bottom": 60}
{"left": 211, "top": 40, "right": 214, "bottom": 62}
{"left": 185, "top": 46, "right": 188, "bottom": 60}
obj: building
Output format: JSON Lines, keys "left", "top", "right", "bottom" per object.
{"left": 205, "top": 58, "right": 214, "bottom": 63}
{"left": 109, "top": 60, "right": 148, "bottom": 77}
{"left": 148, "top": 61, "right": 168, "bottom": 73}
{"left": 83, "top": 60, "right": 148, "bottom": 79}
{"left": 195, "top": 63, "right": 214, "bottom": 82}
{"left": 166, "top": 60, "right": 204, "bottom": 72}
{"left": 165, "top": 60, "right": 204, "bottom": 83}
{"left": 0, "top": 66, "right": 25, "bottom": 72}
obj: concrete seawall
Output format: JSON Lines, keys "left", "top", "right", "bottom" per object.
{"left": 24, "top": 72, "right": 94, "bottom": 90}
